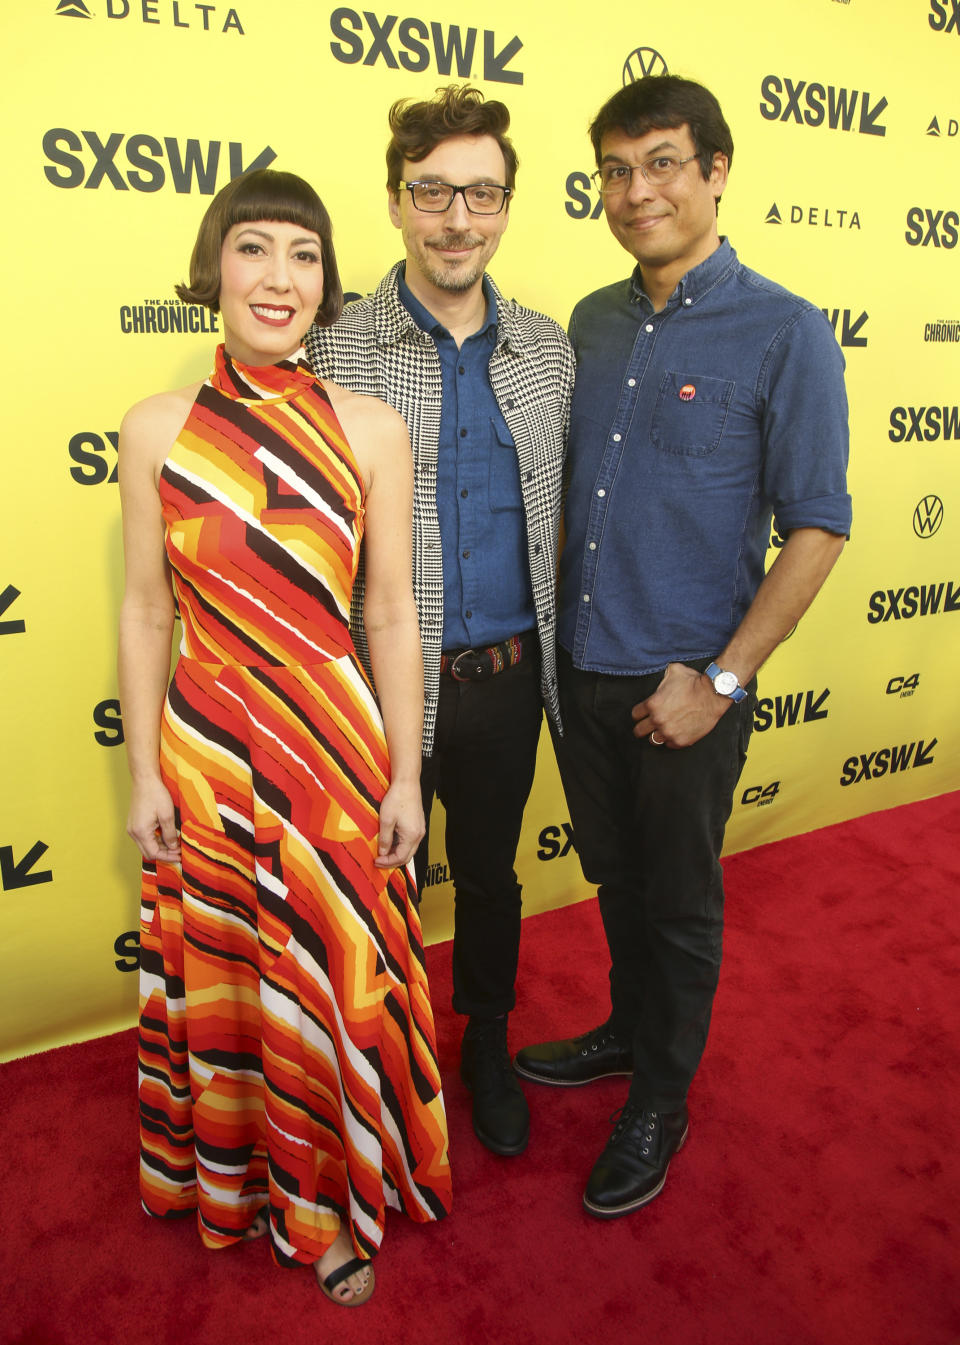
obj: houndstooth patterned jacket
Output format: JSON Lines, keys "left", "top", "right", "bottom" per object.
{"left": 305, "top": 262, "right": 575, "bottom": 755}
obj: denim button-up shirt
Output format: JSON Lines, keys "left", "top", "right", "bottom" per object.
{"left": 558, "top": 240, "right": 852, "bottom": 674}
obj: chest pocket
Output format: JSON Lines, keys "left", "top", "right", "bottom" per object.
{"left": 651, "top": 371, "right": 735, "bottom": 458}
{"left": 488, "top": 414, "right": 523, "bottom": 512}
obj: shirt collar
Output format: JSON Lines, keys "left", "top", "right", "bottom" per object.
{"left": 629, "top": 237, "right": 737, "bottom": 311}
{"left": 397, "top": 265, "right": 498, "bottom": 343}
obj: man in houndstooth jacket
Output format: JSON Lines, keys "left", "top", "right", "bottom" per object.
{"left": 305, "top": 85, "right": 574, "bottom": 1158}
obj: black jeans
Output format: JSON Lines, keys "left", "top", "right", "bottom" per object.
{"left": 553, "top": 649, "right": 753, "bottom": 1112}
{"left": 415, "top": 653, "right": 542, "bottom": 1019}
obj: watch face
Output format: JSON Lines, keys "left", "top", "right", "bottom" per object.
{"left": 713, "top": 669, "right": 739, "bottom": 696}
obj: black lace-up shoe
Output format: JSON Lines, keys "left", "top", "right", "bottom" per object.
{"left": 513, "top": 1024, "right": 634, "bottom": 1086}
{"left": 460, "top": 1018, "right": 530, "bottom": 1156}
{"left": 583, "top": 1103, "right": 689, "bottom": 1218}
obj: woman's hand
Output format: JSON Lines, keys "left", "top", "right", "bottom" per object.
{"left": 127, "top": 777, "right": 181, "bottom": 863}
{"left": 375, "top": 779, "right": 425, "bottom": 869}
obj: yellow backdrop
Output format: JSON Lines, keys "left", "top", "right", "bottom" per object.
{"left": 2, "top": 0, "right": 958, "bottom": 1059}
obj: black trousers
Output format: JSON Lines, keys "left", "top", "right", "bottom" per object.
{"left": 415, "top": 655, "right": 542, "bottom": 1019}
{"left": 552, "top": 649, "right": 754, "bottom": 1112}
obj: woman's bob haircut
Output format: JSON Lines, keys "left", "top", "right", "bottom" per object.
{"left": 176, "top": 169, "right": 343, "bottom": 328}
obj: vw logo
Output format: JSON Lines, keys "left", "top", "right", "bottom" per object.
{"left": 622, "top": 48, "right": 668, "bottom": 86}
{"left": 913, "top": 494, "right": 944, "bottom": 538}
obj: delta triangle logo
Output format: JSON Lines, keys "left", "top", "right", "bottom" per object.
{"left": 56, "top": 0, "right": 93, "bottom": 15}
{"left": 765, "top": 203, "right": 783, "bottom": 224}
{"left": 927, "top": 116, "right": 941, "bottom": 137}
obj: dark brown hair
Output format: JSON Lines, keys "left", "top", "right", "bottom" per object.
{"left": 385, "top": 84, "right": 518, "bottom": 195}
{"left": 590, "top": 75, "right": 733, "bottom": 208}
{"left": 176, "top": 169, "right": 343, "bottom": 327}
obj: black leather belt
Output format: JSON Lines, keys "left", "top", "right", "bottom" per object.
{"left": 439, "top": 633, "right": 528, "bottom": 682}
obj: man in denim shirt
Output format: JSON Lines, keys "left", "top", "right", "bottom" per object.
{"left": 515, "top": 75, "right": 851, "bottom": 1216}
{"left": 307, "top": 86, "right": 574, "bottom": 1158}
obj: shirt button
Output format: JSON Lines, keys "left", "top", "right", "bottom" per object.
{"left": 465, "top": 609, "right": 472, "bottom": 618}
{"left": 612, "top": 433, "right": 621, "bottom": 443}
{"left": 583, "top": 594, "right": 590, "bottom": 603}
{"left": 458, "top": 365, "right": 465, "bottom": 374}
{"left": 645, "top": 323, "right": 654, "bottom": 333}
{"left": 684, "top": 297, "right": 692, "bottom": 306}
{"left": 589, "top": 541, "right": 597, "bottom": 551}
{"left": 628, "top": 378, "right": 636, "bottom": 387}
{"left": 460, "top": 488, "right": 468, "bottom": 498}
{"left": 462, "top": 550, "right": 470, "bottom": 558}
{"left": 460, "top": 428, "right": 467, "bottom": 437}
{"left": 534, "top": 543, "right": 542, "bottom": 553}
{"left": 597, "top": 488, "right": 606, "bottom": 498}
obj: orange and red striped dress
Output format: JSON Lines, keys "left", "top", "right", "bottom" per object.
{"left": 137, "top": 345, "right": 451, "bottom": 1266}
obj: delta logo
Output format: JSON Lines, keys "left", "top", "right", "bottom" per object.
{"left": 759, "top": 76, "right": 887, "bottom": 135}
{"left": 328, "top": 9, "right": 523, "bottom": 83}
{"left": 867, "top": 581, "right": 959, "bottom": 623}
{"left": 840, "top": 739, "right": 937, "bottom": 787}
{"left": 752, "top": 688, "right": 830, "bottom": 733}
{"left": 42, "top": 129, "right": 275, "bottom": 193}
{"left": 765, "top": 203, "right": 861, "bottom": 230}
{"left": 54, "top": 0, "right": 244, "bottom": 34}
{"left": 925, "top": 115, "right": 959, "bottom": 137}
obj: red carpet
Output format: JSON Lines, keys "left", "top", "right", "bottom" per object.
{"left": 3, "top": 793, "right": 958, "bottom": 1345}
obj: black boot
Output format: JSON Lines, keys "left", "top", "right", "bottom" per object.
{"left": 583, "top": 1103, "right": 689, "bottom": 1217}
{"left": 460, "top": 1017, "right": 530, "bottom": 1156}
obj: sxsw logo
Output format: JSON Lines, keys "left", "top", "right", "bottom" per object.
{"left": 905, "top": 208, "right": 959, "bottom": 248}
{"left": 752, "top": 688, "right": 830, "bottom": 732}
{"left": 926, "top": 116, "right": 959, "bottom": 136}
{"left": 564, "top": 172, "right": 604, "bottom": 221}
{"left": 867, "top": 580, "right": 959, "bottom": 622}
{"left": 329, "top": 9, "right": 523, "bottom": 83}
{"left": 840, "top": 739, "right": 937, "bottom": 787}
{"left": 114, "top": 930, "right": 140, "bottom": 972}
{"left": 42, "top": 129, "right": 275, "bottom": 193}
{"left": 69, "top": 432, "right": 118, "bottom": 485}
{"left": 928, "top": 0, "right": 960, "bottom": 34}
{"left": 55, "top": 0, "right": 244, "bottom": 33}
{"left": 1, "top": 841, "right": 53, "bottom": 890}
{"left": 888, "top": 405, "right": 960, "bottom": 440}
{"left": 537, "top": 823, "right": 577, "bottom": 860}
{"left": 822, "top": 307, "right": 869, "bottom": 347}
{"left": 94, "top": 699, "right": 124, "bottom": 745}
{"left": 0, "top": 584, "right": 26, "bottom": 636}
{"left": 759, "top": 76, "right": 887, "bottom": 135}
{"left": 765, "top": 203, "right": 861, "bottom": 230}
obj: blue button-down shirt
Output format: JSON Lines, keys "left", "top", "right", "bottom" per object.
{"left": 557, "top": 240, "right": 851, "bottom": 674}
{"left": 397, "top": 270, "right": 534, "bottom": 650}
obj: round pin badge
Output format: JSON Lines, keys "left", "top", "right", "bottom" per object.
{"left": 679, "top": 384, "right": 696, "bottom": 401}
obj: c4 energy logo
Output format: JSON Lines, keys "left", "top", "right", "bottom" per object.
{"left": 929, "top": 0, "right": 960, "bottom": 34}
{"left": 886, "top": 674, "right": 920, "bottom": 699}
{"left": 753, "top": 688, "right": 830, "bottom": 732}
{"left": 739, "top": 781, "right": 781, "bottom": 808}
{"left": 329, "top": 9, "right": 523, "bottom": 83}
{"left": 759, "top": 76, "right": 887, "bottom": 136}
{"left": 913, "top": 495, "right": 944, "bottom": 537}
{"left": 822, "top": 307, "right": 869, "bottom": 347}
{"left": 56, "top": 0, "right": 245, "bottom": 34}
{"left": 867, "top": 580, "right": 958, "bottom": 621}
{"left": 765, "top": 202, "right": 861, "bottom": 229}
{"left": 43, "top": 131, "right": 275, "bottom": 193}
{"left": 622, "top": 47, "right": 667, "bottom": 85}
{"left": 840, "top": 739, "right": 937, "bottom": 786}
{"left": 905, "top": 207, "right": 959, "bottom": 248}
{"left": 889, "top": 406, "right": 960, "bottom": 440}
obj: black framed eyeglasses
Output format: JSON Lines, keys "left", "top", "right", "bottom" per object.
{"left": 399, "top": 180, "right": 512, "bottom": 215}
{"left": 591, "top": 156, "right": 698, "bottom": 194}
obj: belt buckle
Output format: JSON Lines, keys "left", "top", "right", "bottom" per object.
{"left": 450, "top": 648, "right": 491, "bottom": 682}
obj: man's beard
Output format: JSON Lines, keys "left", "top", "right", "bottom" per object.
{"left": 420, "top": 232, "right": 487, "bottom": 291}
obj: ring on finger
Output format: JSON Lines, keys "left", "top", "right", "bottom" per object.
{"left": 650, "top": 732, "right": 664, "bottom": 746}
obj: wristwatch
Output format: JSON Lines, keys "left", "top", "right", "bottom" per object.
{"left": 705, "top": 661, "right": 747, "bottom": 703}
